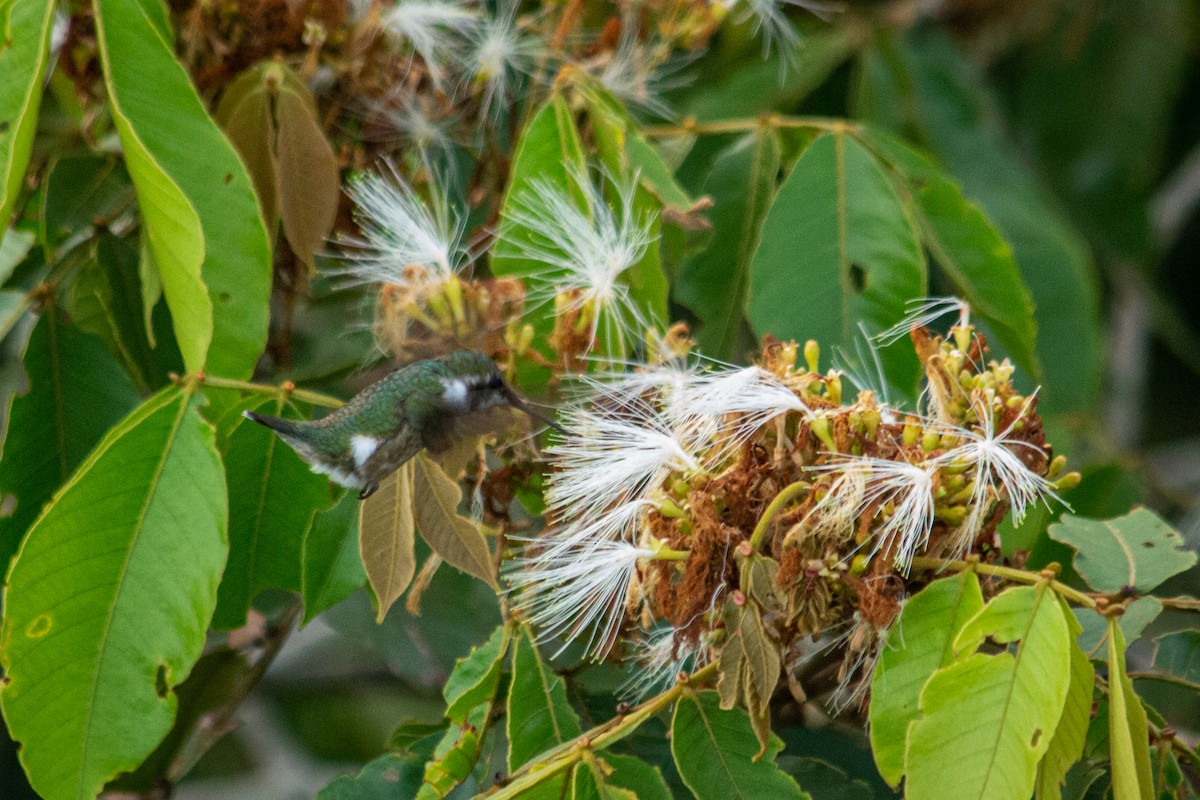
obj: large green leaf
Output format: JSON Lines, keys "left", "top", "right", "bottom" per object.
{"left": 301, "top": 491, "right": 365, "bottom": 625}
{"left": 905, "top": 584, "right": 1072, "bottom": 800}
{"left": 0, "top": 388, "right": 228, "bottom": 800}
{"left": 1036, "top": 598, "right": 1095, "bottom": 800}
{"left": 0, "top": 0, "right": 56, "bottom": 225}
{"left": 677, "top": 130, "right": 782, "bottom": 360}
{"left": 671, "top": 689, "right": 808, "bottom": 800}
{"left": 854, "top": 29, "right": 1101, "bottom": 414}
{"left": 1075, "top": 596, "right": 1162, "bottom": 661}
{"left": 70, "top": 233, "right": 169, "bottom": 391}
{"left": 1106, "top": 621, "right": 1153, "bottom": 800}
{"left": 859, "top": 129, "right": 1039, "bottom": 379}
{"left": 39, "top": 155, "right": 135, "bottom": 260}
{"left": 748, "top": 131, "right": 925, "bottom": 398}
{"left": 93, "top": 0, "right": 272, "bottom": 379}
{"left": 491, "top": 93, "right": 585, "bottom": 390}
{"left": 1152, "top": 630, "right": 1200, "bottom": 686}
{"left": 211, "top": 397, "right": 331, "bottom": 629}
{"left": 0, "top": 310, "right": 139, "bottom": 571}
{"left": 868, "top": 570, "right": 984, "bottom": 786}
{"left": 1048, "top": 509, "right": 1197, "bottom": 593}
{"left": 507, "top": 625, "right": 582, "bottom": 776}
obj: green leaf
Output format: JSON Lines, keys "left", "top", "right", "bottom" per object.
{"left": 855, "top": 29, "right": 1101, "bottom": 414}
{"left": 868, "top": 570, "right": 984, "bottom": 786}
{"left": 0, "top": 288, "right": 25, "bottom": 340}
{"left": 777, "top": 757, "right": 875, "bottom": 800}
{"left": 748, "top": 131, "right": 925, "bottom": 398}
{"left": 1075, "top": 596, "right": 1162, "bottom": 661}
{"left": 0, "top": 226, "right": 35, "bottom": 284}
{"left": 0, "top": 0, "right": 57, "bottom": 225}
{"left": 671, "top": 690, "right": 808, "bottom": 800}
{"left": 412, "top": 452, "right": 497, "bottom": 589}
{"left": 443, "top": 624, "right": 508, "bottom": 723}
{"left": 602, "top": 753, "right": 673, "bottom": 800}
{"left": 1036, "top": 598, "right": 1095, "bottom": 800}
{"left": 0, "top": 310, "right": 139, "bottom": 571}
{"left": 94, "top": 0, "right": 272, "bottom": 379}
{"left": 316, "top": 754, "right": 425, "bottom": 799}
{"left": 1152, "top": 630, "right": 1200, "bottom": 685}
{"left": 417, "top": 703, "right": 488, "bottom": 800}
{"left": 212, "top": 398, "right": 332, "bottom": 629}
{"left": 860, "top": 129, "right": 1039, "bottom": 378}
{"left": 677, "top": 130, "right": 782, "bottom": 359}
{"left": 301, "top": 491, "right": 366, "bottom": 625}
{"left": 40, "top": 155, "right": 135, "bottom": 259}
{"left": 0, "top": 387, "right": 228, "bottom": 800}
{"left": 491, "top": 93, "right": 585, "bottom": 390}
{"left": 1106, "top": 620, "right": 1154, "bottom": 800}
{"left": 507, "top": 625, "right": 582, "bottom": 775}
{"left": 359, "top": 462, "right": 417, "bottom": 623}
{"left": 1048, "top": 509, "right": 1198, "bottom": 593}
{"left": 905, "top": 584, "right": 1072, "bottom": 800}
{"left": 70, "top": 233, "right": 166, "bottom": 391}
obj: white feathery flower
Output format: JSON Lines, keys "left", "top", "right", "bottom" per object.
{"left": 540, "top": 500, "right": 650, "bottom": 557}
{"left": 545, "top": 404, "right": 701, "bottom": 520}
{"left": 337, "top": 167, "right": 470, "bottom": 289}
{"left": 465, "top": 0, "right": 541, "bottom": 120}
{"left": 836, "top": 321, "right": 899, "bottom": 411}
{"left": 875, "top": 296, "right": 972, "bottom": 346}
{"left": 811, "top": 455, "right": 935, "bottom": 573}
{"left": 932, "top": 395, "right": 1062, "bottom": 544}
{"left": 506, "top": 538, "right": 653, "bottom": 658}
{"left": 382, "top": 0, "right": 479, "bottom": 85}
{"left": 361, "top": 94, "right": 462, "bottom": 179}
{"left": 620, "top": 624, "right": 711, "bottom": 700}
{"left": 501, "top": 167, "right": 656, "bottom": 352}
{"left": 715, "top": 0, "right": 836, "bottom": 58}
{"left": 583, "top": 27, "right": 690, "bottom": 120}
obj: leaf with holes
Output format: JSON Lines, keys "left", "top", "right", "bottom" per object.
{"left": 0, "top": 311, "right": 139, "bottom": 572}
{"left": 443, "top": 624, "right": 508, "bottom": 723}
{"left": 671, "top": 690, "right": 808, "bottom": 800}
{"left": 868, "top": 570, "right": 984, "bottom": 787}
{"left": 0, "top": 0, "right": 57, "bottom": 224}
{"left": 316, "top": 754, "right": 425, "bottom": 799}
{"left": 748, "top": 131, "right": 925, "bottom": 399}
{"left": 94, "top": 0, "right": 272, "bottom": 379}
{"left": 412, "top": 452, "right": 497, "bottom": 589}
{"left": 904, "top": 584, "right": 1072, "bottom": 800}
{"left": 1048, "top": 509, "right": 1197, "bottom": 593}
{"left": 359, "top": 462, "right": 417, "bottom": 623}
{"left": 507, "top": 625, "right": 582, "bottom": 778}
{"left": 417, "top": 703, "right": 490, "bottom": 800}
{"left": 212, "top": 398, "right": 332, "bottom": 629}
{"left": 0, "top": 388, "right": 227, "bottom": 800}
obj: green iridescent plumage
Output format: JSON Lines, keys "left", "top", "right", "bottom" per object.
{"left": 244, "top": 351, "right": 554, "bottom": 498}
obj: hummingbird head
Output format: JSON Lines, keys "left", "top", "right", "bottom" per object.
{"left": 439, "top": 351, "right": 564, "bottom": 434}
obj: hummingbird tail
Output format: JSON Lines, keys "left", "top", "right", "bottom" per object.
{"left": 242, "top": 409, "right": 301, "bottom": 437}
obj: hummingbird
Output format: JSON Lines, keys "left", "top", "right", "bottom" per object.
{"left": 243, "top": 351, "right": 561, "bottom": 499}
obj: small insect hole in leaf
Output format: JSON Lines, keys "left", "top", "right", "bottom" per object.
{"left": 1030, "top": 727, "right": 1042, "bottom": 748}
{"left": 849, "top": 263, "right": 867, "bottom": 293}
{"left": 155, "top": 664, "right": 169, "bottom": 698}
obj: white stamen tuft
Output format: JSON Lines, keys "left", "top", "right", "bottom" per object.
{"left": 875, "top": 296, "right": 973, "bottom": 346}
{"left": 381, "top": 0, "right": 478, "bottom": 86}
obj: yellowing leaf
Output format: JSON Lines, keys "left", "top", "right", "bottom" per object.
{"left": 412, "top": 453, "right": 497, "bottom": 589}
{"left": 276, "top": 82, "right": 340, "bottom": 270}
{"left": 360, "top": 462, "right": 417, "bottom": 622}
{"left": 1107, "top": 620, "right": 1154, "bottom": 800}
{"left": 905, "top": 584, "right": 1072, "bottom": 800}
{"left": 1035, "top": 597, "right": 1095, "bottom": 800}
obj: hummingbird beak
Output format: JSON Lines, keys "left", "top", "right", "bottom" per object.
{"left": 503, "top": 386, "right": 566, "bottom": 435}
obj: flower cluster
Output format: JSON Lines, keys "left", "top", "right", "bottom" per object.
{"left": 506, "top": 306, "right": 1077, "bottom": 711}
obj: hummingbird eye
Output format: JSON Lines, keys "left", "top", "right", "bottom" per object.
{"left": 487, "top": 373, "right": 504, "bottom": 389}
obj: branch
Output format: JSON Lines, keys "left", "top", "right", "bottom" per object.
{"left": 907, "top": 556, "right": 1098, "bottom": 609}
{"left": 482, "top": 662, "right": 719, "bottom": 799}
{"left": 642, "top": 115, "right": 855, "bottom": 138}
{"left": 185, "top": 373, "right": 346, "bottom": 409}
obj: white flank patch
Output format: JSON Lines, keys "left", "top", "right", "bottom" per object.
{"left": 350, "top": 434, "right": 380, "bottom": 468}
{"left": 308, "top": 460, "right": 362, "bottom": 490}
{"left": 441, "top": 378, "right": 469, "bottom": 409}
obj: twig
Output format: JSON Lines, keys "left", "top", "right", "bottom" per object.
{"left": 907, "top": 556, "right": 1098, "bottom": 609}
{"left": 191, "top": 373, "right": 345, "bottom": 409}
{"left": 482, "top": 662, "right": 719, "bottom": 799}
{"left": 749, "top": 481, "right": 810, "bottom": 550}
